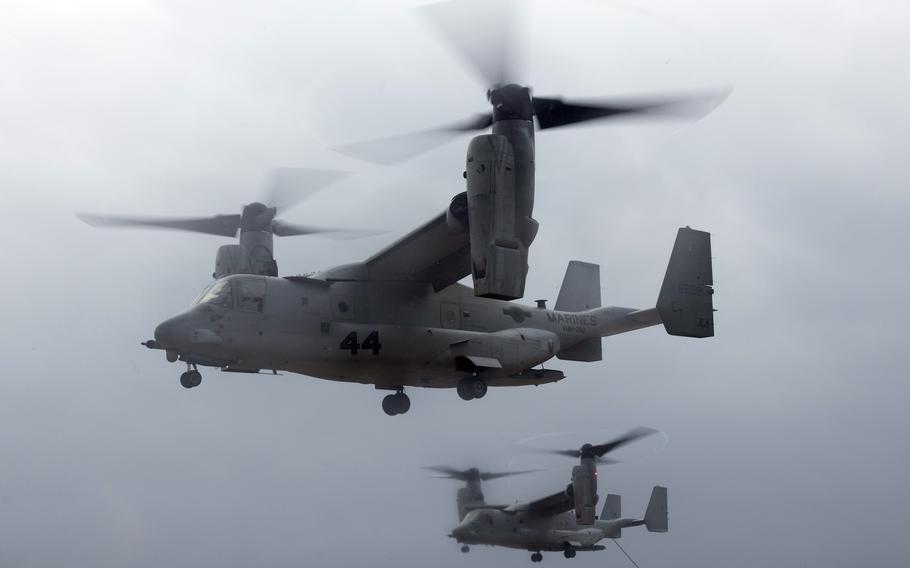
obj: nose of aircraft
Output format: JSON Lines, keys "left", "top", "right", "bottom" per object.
{"left": 154, "top": 312, "right": 193, "bottom": 350}
{"left": 154, "top": 318, "right": 177, "bottom": 349}
{"left": 450, "top": 522, "right": 472, "bottom": 539}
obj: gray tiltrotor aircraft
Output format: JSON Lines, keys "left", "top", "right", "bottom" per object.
{"left": 82, "top": 201, "right": 713, "bottom": 415}
{"left": 431, "top": 428, "right": 667, "bottom": 562}
{"left": 78, "top": 0, "right": 717, "bottom": 415}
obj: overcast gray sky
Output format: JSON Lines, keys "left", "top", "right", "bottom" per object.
{"left": 1, "top": 0, "right": 908, "bottom": 566}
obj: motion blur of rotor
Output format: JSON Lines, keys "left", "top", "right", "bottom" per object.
{"left": 77, "top": 168, "right": 374, "bottom": 240}
{"left": 77, "top": 168, "right": 383, "bottom": 278}
{"left": 540, "top": 427, "right": 658, "bottom": 465}
{"left": 426, "top": 464, "right": 542, "bottom": 522}
{"left": 424, "top": 465, "right": 541, "bottom": 483}
{"left": 335, "top": 0, "right": 729, "bottom": 164}
{"left": 533, "top": 427, "right": 657, "bottom": 525}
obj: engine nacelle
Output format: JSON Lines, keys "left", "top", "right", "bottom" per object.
{"left": 214, "top": 244, "right": 243, "bottom": 279}
{"left": 456, "top": 486, "right": 484, "bottom": 522}
{"left": 572, "top": 464, "right": 598, "bottom": 525}
{"left": 465, "top": 134, "right": 536, "bottom": 300}
{"left": 214, "top": 237, "right": 278, "bottom": 280}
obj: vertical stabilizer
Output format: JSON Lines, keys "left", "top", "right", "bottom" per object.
{"left": 600, "top": 494, "right": 623, "bottom": 538}
{"left": 601, "top": 494, "right": 621, "bottom": 521}
{"left": 555, "top": 261, "right": 603, "bottom": 362}
{"left": 555, "top": 261, "right": 601, "bottom": 311}
{"left": 644, "top": 486, "right": 668, "bottom": 533}
{"left": 657, "top": 227, "right": 714, "bottom": 338}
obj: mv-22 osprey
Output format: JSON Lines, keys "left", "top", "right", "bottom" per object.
{"left": 79, "top": 181, "right": 713, "bottom": 417}
{"left": 429, "top": 428, "right": 667, "bottom": 562}
{"left": 79, "top": 0, "right": 717, "bottom": 415}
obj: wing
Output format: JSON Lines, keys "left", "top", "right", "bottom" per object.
{"left": 364, "top": 210, "right": 470, "bottom": 291}
{"left": 506, "top": 489, "right": 574, "bottom": 517}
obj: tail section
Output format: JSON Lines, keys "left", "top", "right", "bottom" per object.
{"left": 601, "top": 494, "right": 621, "bottom": 521}
{"left": 657, "top": 227, "right": 714, "bottom": 338}
{"left": 599, "top": 494, "right": 623, "bottom": 538}
{"left": 597, "top": 488, "right": 668, "bottom": 538}
{"left": 644, "top": 486, "right": 668, "bottom": 533}
{"left": 555, "top": 261, "right": 603, "bottom": 362}
{"left": 555, "top": 261, "right": 601, "bottom": 312}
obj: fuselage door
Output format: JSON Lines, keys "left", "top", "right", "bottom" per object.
{"left": 224, "top": 276, "right": 267, "bottom": 363}
{"left": 441, "top": 301, "right": 461, "bottom": 329}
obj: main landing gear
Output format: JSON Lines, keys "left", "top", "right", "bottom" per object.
{"left": 456, "top": 377, "right": 487, "bottom": 401}
{"left": 381, "top": 388, "right": 411, "bottom": 416}
{"left": 180, "top": 365, "right": 202, "bottom": 389}
{"left": 562, "top": 543, "right": 576, "bottom": 559}
{"left": 460, "top": 545, "right": 470, "bottom": 554}
{"left": 530, "top": 551, "right": 543, "bottom": 562}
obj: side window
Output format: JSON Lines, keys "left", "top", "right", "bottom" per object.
{"left": 237, "top": 277, "right": 266, "bottom": 313}
{"left": 198, "top": 280, "right": 233, "bottom": 309}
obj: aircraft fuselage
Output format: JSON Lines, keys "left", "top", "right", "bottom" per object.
{"left": 152, "top": 273, "right": 648, "bottom": 390}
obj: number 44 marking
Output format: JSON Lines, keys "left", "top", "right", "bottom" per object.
{"left": 339, "top": 331, "right": 382, "bottom": 355}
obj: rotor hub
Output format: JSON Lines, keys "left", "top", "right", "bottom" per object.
{"left": 488, "top": 83, "right": 534, "bottom": 122}
{"left": 240, "top": 202, "right": 277, "bottom": 232}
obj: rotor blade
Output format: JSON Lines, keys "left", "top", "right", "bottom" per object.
{"left": 539, "top": 449, "right": 582, "bottom": 459}
{"left": 418, "top": 0, "right": 523, "bottom": 88}
{"left": 423, "top": 465, "right": 469, "bottom": 479}
{"left": 594, "top": 457, "right": 620, "bottom": 465}
{"left": 532, "top": 90, "right": 731, "bottom": 130}
{"left": 334, "top": 113, "right": 492, "bottom": 165}
{"left": 590, "top": 427, "right": 658, "bottom": 458}
{"left": 261, "top": 168, "right": 349, "bottom": 212}
{"left": 271, "top": 219, "right": 384, "bottom": 240}
{"left": 76, "top": 212, "right": 241, "bottom": 237}
{"left": 479, "top": 469, "right": 542, "bottom": 481}
{"left": 423, "top": 466, "right": 539, "bottom": 482}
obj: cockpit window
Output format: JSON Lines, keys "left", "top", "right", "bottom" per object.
{"left": 236, "top": 277, "right": 266, "bottom": 313}
{"left": 192, "top": 285, "right": 211, "bottom": 306}
{"left": 195, "top": 280, "right": 233, "bottom": 308}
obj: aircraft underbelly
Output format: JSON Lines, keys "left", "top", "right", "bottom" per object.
{"left": 252, "top": 323, "right": 559, "bottom": 389}
{"left": 462, "top": 528, "right": 602, "bottom": 551}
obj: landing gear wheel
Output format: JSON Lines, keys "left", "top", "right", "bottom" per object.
{"left": 456, "top": 379, "right": 474, "bottom": 401}
{"left": 531, "top": 552, "right": 543, "bottom": 562}
{"left": 180, "top": 370, "right": 201, "bottom": 389}
{"left": 457, "top": 378, "right": 487, "bottom": 401}
{"left": 382, "top": 394, "right": 398, "bottom": 416}
{"left": 469, "top": 378, "right": 487, "bottom": 399}
{"left": 393, "top": 392, "right": 410, "bottom": 414}
{"left": 461, "top": 545, "right": 469, "bottom": 553}
{"left": 381, "top": 392, "right": 411, "bottom": 416}
{"left": 562, "top": 544, "right": 576, "bottom": 559}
